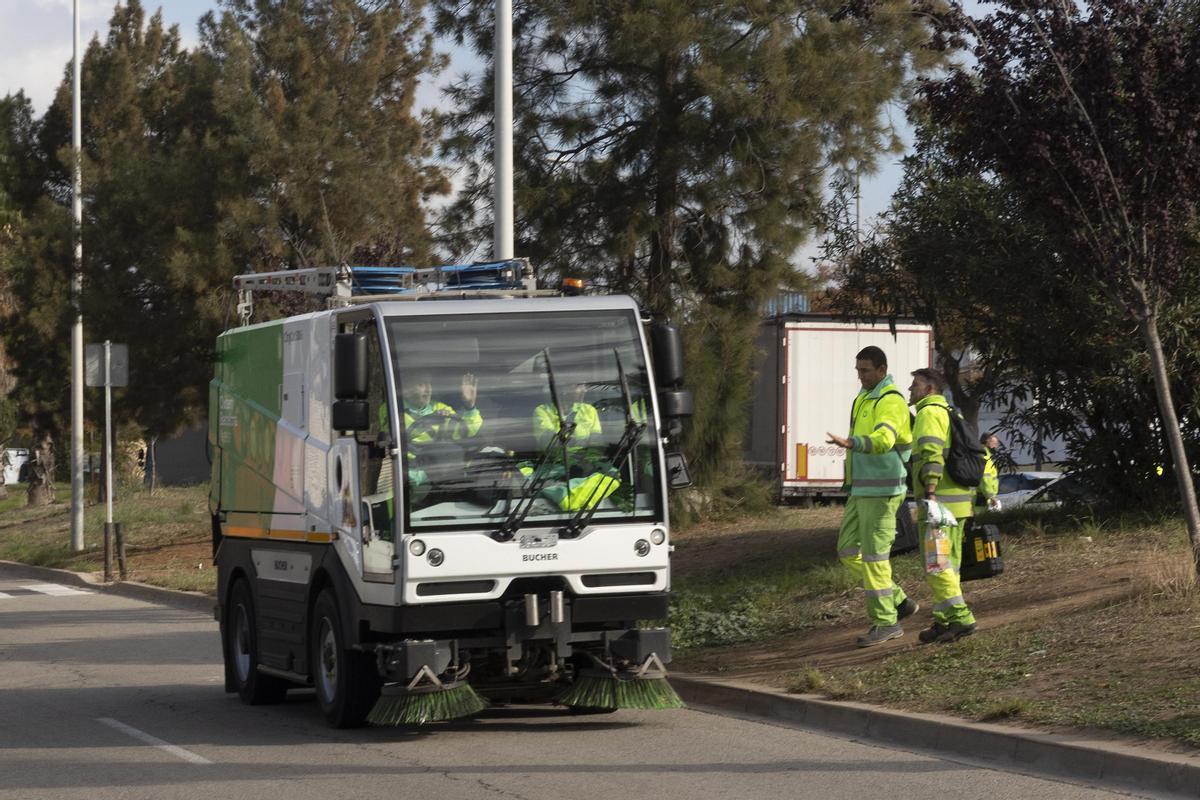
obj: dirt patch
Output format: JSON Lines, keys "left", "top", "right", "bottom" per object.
{"left": 674, "top": 558, "right": 1140, "bottom": 682}
{"left": 671, "top": 507, "right": 1150, "bottom": 685}
{"left": 672, "top": 519, "right": 839, "bottom": 579}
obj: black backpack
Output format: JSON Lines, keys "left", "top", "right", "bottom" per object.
{"left": 929, "top": 403, "right": 986, "bottom": 487}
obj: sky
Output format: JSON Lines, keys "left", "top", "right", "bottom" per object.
{"left": 0, "top": 0, "right": 987, "bottom": 260}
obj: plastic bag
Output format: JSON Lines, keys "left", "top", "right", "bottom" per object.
{"left": 923, "top": 499, "right": 955, "bottom": 575}
{"left": 924, "top": 498, "right": 957, "bottom": 528}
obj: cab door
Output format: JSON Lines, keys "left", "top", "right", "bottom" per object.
{"left": 330, "top": 312, "right": 398, "bottom": 584}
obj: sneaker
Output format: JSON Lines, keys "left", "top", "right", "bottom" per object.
{"left": 856, "top": 624, "right": 903, "bottom": 648}
{"left": 935, "top": 622, "right": 977, "bottom": 643}
{"left": 896, "top": 597, "right": 920, "bottom": 620}
{"left": 918, "top": 622, "right": 948, "bottom": 644}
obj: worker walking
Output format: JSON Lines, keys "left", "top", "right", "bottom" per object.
{"left": 907, "top": 368, "right": 993, "bottom": 643}
{"left": 826, "top": 346, "right": 918, "bottom": 647}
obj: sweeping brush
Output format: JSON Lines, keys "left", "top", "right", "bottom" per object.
{"left": 368, "top": 680, "right": 488, "bottom": 726}
{"left": 556, "top": 668, "right": 685, "bottom": 711}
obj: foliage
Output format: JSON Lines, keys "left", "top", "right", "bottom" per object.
{"left": 434, "top": 0, "right": 948, "bottom": 490}
{"left": 920, "top": 0, "right": 1200, "bottom": 565}
{"left": 820, "top": 142, "right": 1060, "bottom": 428}
{"left": 0, "top": 0, "right": 445, "bottom": 475}
{"left": 822, "top": 133, "right": 1200, "bottom": 507}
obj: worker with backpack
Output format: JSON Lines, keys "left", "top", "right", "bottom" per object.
{"left": 907, "top": 367, "right": 996, "bottom": 643}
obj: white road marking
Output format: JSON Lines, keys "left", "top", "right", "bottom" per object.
{"left": 96, "top": 718, "right": 213, "bottom": 765}
{"left": 22, "top": 583, "right": 90, "bottom": 596}
{"left": 0, "top": 591, "right": 11, "bottom": 599}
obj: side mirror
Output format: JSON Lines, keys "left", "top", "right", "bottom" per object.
{"left": 335, "top": 332, "right": 368, "bottom": 399}
{"left": 666, "top": 452, "right": 692, "bottom": 489}
{"left": 333, "top": 399, "right": 370, "bottom": 432}
{"left": 650, "top": 322, "right": 685, "bottom": 388}
{"left": 658, "top": 388, "right": 694, "bottom": 418}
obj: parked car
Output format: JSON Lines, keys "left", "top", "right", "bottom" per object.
{"left": 3, "top": 448, "right": 30, "bottom": 486}
{"left": 995, "top": 471, "right": 1061, "bottom": 510}
{"left": 1021, "top": 471, "right": 1102, "bottom": 509}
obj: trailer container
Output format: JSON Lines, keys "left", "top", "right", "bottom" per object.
{"left": 747, "top": 314, "right": 934, "bottom": 500}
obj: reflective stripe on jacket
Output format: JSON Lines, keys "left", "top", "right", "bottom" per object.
{"left": 845, "top": 375, "right": 912, "bottom": 497}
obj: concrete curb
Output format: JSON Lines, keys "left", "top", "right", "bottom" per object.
{"left": 0, "top": 559, "right": 216, "bottom": 616}
{"left": 672, "top": 674, "right": 1200, "bottom": 798}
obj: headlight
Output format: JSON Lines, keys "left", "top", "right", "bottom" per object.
{"left": 427, "top": 548, "right": 445, "bottom": 567}
{"left": 409, "top": 539, "right": 426, "bottom": 556}
{"left": 634, "top": 539, "right": 651, "bottom": 557}
{"left": 650, "top": 528, "right": 666, "bottom": 545}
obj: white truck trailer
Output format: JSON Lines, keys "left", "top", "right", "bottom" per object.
{"left": 209, "top": 262, "right": 693, "bottom": 727}
{"left": 746, "top": 313, "right": 933, "bottom": 500}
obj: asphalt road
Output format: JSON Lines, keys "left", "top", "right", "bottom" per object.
{"left": 0, "top": 565, "right": 1152, "bottom": 800}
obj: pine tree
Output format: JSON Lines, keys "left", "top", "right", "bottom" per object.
{"left": 200, "top": 0, "right": 447, "bottom": 272}
{"left": 0, "top": 0, "right": 448, "bottom": 506}
{"left": 436, "top": 0, "right": 946, "bottom": 495}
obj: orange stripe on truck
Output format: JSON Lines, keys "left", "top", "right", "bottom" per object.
{"left": 226, "top": 526, "right": 333, "bottom": 543}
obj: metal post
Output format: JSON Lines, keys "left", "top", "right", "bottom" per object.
{"left": 103, "top": 522, "right": 113, "bottom": 582}
{"left": 493, "top": 0, "right": 514, "bottom": 261}
{"left": 70, "top": 0, "right": 85, "bottom": 552}
{"left": 115, "top": 522, "right": 126, "bottom": 581}
{"left": 104, "top": 340, "right": 113, "bottom": 528}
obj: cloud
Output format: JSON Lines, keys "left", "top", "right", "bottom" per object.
{"left": 1, "top": 1, "right": 214, "bottom": 114}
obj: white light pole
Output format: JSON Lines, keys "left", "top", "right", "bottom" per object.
{"left": 493, "top": 0, "right": 514, "bottom": 261}
{"left": 70, "top": 0, "right": 85, "bottom": 552}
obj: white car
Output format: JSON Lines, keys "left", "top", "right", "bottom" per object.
{"left": 995, "top": 470, "right": 1062, "bottom": 510}
{"left": 3, "top": 448, "right": 30, "bottom": 486}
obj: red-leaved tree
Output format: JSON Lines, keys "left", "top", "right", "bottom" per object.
{"left": 922, "top": 0, "right": 1200, "bottom": 575}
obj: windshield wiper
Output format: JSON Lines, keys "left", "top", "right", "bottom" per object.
{"left": 561, "top": 349, "right": 646, "bottom": 538}
{"left": 494, "top": 348, "right": 575, "bottom": 542}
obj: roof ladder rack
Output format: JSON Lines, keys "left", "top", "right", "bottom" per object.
{"left": 234, "top": 266, "right": 353, "bottom": 326}
{"left": 233, "top": 259, "right": 542, "bottom": 326}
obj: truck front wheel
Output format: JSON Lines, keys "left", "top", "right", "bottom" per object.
{"left": 227, "top": 579, "right": 289, "bottom": 705}
{"left": 310, "top": 588, "right": 380, "bottom": 728}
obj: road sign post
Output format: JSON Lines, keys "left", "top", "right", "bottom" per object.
{"left": 86, "top": 341, "right": 128, "bottom": 580}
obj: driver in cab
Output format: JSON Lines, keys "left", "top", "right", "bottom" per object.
{"left": 403, "top": 369, "right": 483, "bottom": 444}
{"left": 383, "top": 369, "right": 484, "bottom": 503}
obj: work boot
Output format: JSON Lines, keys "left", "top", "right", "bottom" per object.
{"left": 856, "top": 624, "right": 903, "bottom": 648}
{"left": 935, "top": 622, "right": 976, "bottom": 643}
{"left": 918, "top": 622, "right": 948, "bottom": 644}
{"left": 896, "top": 597, "right": 920, "bottom": 620}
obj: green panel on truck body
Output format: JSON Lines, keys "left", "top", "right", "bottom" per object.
{"left": 211, "top": 321, "right": 285, "bottom": 517}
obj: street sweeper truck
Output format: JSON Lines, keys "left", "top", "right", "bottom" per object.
{"left": 209, "top": 261, "right": 694, "bottom": 727}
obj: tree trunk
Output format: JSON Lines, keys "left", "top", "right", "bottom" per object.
{"left": 148, "top": 435, "right": 158, "bottom": 495}
{"left": 1138, "top": 312, "right": 1200, "bottom": 578}
{"left": 25, "top": 424, "right": 55, "bottom": 507}
{"left": 647, "top": 53, "right": 678, "bottom": 319}
{"left": 937, "top": 348, "right": 982, "bottom": 427}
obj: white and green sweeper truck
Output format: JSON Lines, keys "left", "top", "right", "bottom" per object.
{"left": 209, "top": 261, "right": 694, "bottom": 727}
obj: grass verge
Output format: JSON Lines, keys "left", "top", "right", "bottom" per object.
{"left": 0, "top": 484, "right": 214, "bottom": 594}
{"left": 673, "top": 506, "right": 1200, "bottom": 750}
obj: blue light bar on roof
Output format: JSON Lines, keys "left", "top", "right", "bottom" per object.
{"left": 347, "top": 260, "right": 525, "bottom": 295}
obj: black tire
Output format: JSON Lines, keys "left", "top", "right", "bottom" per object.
{"left": 226, "top": 579, "right": 289, "bottom": 705}
{"left": 310, "top": 588, "right": 380, "bottom": 728}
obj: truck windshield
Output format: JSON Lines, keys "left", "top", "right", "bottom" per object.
{"left": 386, "top": 310, "right": 661, "bottom": 532}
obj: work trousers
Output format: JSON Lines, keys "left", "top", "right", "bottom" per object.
{"left": 919, "top": 520, "right": 976, "bottom": 626}
{"left": 837, "top": 494, "right": 909, "bottom": 626}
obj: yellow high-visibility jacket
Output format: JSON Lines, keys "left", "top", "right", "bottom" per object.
{"left": 844, "top": 375, "right": 912, "bottom": 497}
